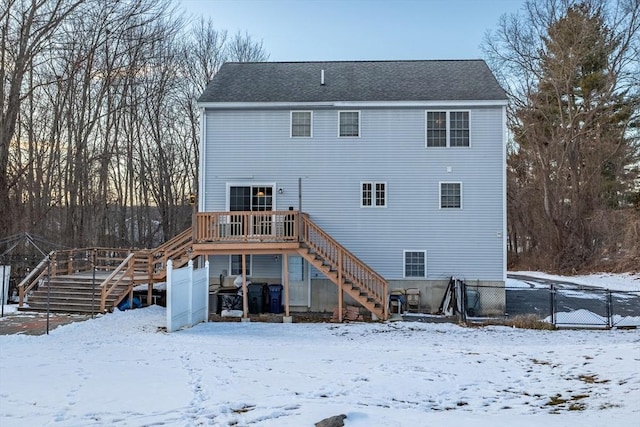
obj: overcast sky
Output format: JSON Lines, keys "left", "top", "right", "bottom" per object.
{"left": 178, "top": 0, "right": 527, "bottom": 61}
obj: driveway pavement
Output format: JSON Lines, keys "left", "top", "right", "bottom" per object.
{"left": 506, "top": 274, "right": 640, "bottom": 320}
{"left": 0, "top": 310, "right": 90, "bottom": 336}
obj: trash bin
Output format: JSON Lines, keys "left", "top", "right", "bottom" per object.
{"left": 248, "top": 283, "right": 265, "bottom": 314}
{"left": 209, "top": 292, "right": 218, "bottom": 315}
{"left": 268, "top": 284, "right": 283, "bottom": 314}
{"left": 262, "top": 284, "right": 270, "bottom": 313}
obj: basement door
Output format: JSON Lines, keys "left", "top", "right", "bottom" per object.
{"left": 287, "top": 256, "right": 309, "bottom": 307}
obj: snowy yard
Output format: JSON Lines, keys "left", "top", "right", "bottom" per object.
{"left": 1, "top": 304, "right": 639, "bottom": 427}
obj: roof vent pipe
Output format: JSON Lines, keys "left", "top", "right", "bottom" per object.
{"left": 321, "top": 69, "right": 325, "bottom": 85}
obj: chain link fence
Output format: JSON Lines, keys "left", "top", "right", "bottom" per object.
{"left": 460, "top": 282, "right": 640, "bottom": 329}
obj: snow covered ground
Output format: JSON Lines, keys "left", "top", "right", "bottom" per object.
{"left": 1, "top": 272, "right": 639, "bottom": 426}
{"left": 0, "top": 305, "right": 638, "bottom": 426}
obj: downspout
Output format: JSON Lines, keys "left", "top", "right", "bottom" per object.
{"left": 199, "top": 107, "right": 206, "bottom": 210}
{"left": 298, "top": 177, "right": 302, "bottom": 242}
{"left": 198, "top": 107, "right": 206, "bottom": 270}
{"left": 502, "top": 105, "right": 507, "bottom": 283}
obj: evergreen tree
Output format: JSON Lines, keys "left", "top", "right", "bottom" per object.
{"left": 507, "top": 2, "right": 638, "bottom": 270}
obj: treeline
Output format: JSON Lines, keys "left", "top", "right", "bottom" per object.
{"left": 1, "top": 0, "right": 267, "bottom": 249}
{"left": 2, "top": 0, "right": 639, "bottom": 274}
{"left": 484, "top": 0, "right": 640, "bottom": 272}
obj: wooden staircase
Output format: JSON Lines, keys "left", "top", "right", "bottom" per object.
{"left": 24, "top": 274, "right": 128, "bottom": 314}
{"left": 17, "top": 231, "right": 194, "bottom": 314}
{"left": 298, "top": 215, "right": 388, "bottom": 320}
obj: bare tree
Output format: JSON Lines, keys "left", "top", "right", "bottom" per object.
{"left": 1, "top": 0, "right": 271, "bottom": 252}
{"left": 226, "top": 30, "right": 269, "bottom": 63}
{"left": 1, "top": 0, "right": 86, "bottom": 237}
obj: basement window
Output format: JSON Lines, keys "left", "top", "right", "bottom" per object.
{"left": 404, "top": 250, "right": 426, "bottom": 278}
{"left": 230, "top": 254, "right": 251, "bottom": 277}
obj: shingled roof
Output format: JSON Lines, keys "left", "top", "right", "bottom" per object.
{"left": 198, "top": 60, "right": 507, "bottom": 104}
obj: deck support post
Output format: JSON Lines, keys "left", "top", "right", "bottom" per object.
{"left": 147, "top": 251, "right": 153, "bottom": 305}
{"left": 283, "top": 253, "right": 290, "bottom": 317}
{"left": 241, "top": 253, "right": 248, "bottom": 319}
{"left": 146, "top": 284, "right": 152, "bottom": 307}
{"left": 338, "top": 248, "right": 343, "bottom": 323}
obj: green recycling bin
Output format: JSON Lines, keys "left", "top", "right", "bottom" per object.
{"left": 248, "top": 283, "right": 265, "bottom": 314}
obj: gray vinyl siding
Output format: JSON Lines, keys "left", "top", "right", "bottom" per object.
{"left": 208, "top": 255, "right": 282, "bottom": 279}
{"left": 202, "top": 107, "right": 504, "bottom": 281}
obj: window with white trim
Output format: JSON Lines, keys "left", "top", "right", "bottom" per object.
{"left": 426, "top": 111, "right": 469, "bottom": 147}
{"left": 404, "top": 250, "right": 426, "bottom": 278}
{"left": 426, "top": 111, "right": 447, "bottom": 147}
{"left": 291, "top": 111, "right": 312, "bottom": 137}
{"left": 440, "top": 182, "right": 462, "bottom": 209}
{"left": 361, "top": 182, "right": 386, "bottom": 207}
{"left": 339, "top": 111, "right": 360, "bottom": 137}
{"left": 449, "top": 111, "right": 469, "bottom": 147}
{"left": 231, "top": 254, "right": 251, "bottom": 276}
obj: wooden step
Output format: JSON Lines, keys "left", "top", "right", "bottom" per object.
{"left": 23, "top": 277, "right": 131, "bottom": 313}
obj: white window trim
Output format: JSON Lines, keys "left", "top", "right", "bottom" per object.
{"left": 360, "top": 181, "right": 387, "bottom": 208}
{"left": 290, "top": 111, "right": 313, "bottom": 138}
{"left": 338, "top": 110, "right": 361, "bottom": 138}
{"left": 230, "top": 254, "right": 252, "bottom": 277}
{"left": 425, "top": 110, "right": 471, "bottom": 148}
{"left": 403, "top": 250, "right": 427, "bottom": 278}
{"left": 439, "top": 181, "right": 463, "bottom": 209}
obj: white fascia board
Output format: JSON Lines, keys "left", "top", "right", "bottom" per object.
{"left": 197, "top": 99, "right": 508, "bottom": 109}
{"left": 197, "top": 102, "right": 334, "bottom": 109}
{"left": 332, "top": 100, "right": 508, "bottom": 108}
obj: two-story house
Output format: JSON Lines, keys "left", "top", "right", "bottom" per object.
{"left": 194, "top": 60, "right": 508, "bottom": 320}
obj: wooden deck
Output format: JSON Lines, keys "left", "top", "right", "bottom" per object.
{"left": 18, "top": 211, "right": 389, "bottom": 320}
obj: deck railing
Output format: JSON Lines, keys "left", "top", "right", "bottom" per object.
{"left": 99, "top": 253, "right": 136, "bottom": 312}
{"left": 52, "top": 248, "right": 132, "bottom": 275}
{"left": 195, "top": 211, "right": 300, "bottom": 242}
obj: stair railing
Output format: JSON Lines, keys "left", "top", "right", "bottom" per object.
{"left": 300, "top": 215, "right": 388, "bottom": 319}
{"left": 17, "top": 251, "right": 55, "bottom": 307}
{"left": 99, "top": 253, "right": 135, "bottom": 312}
{"left": 152, "top": 228, "right": 193, "bottom": 278}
